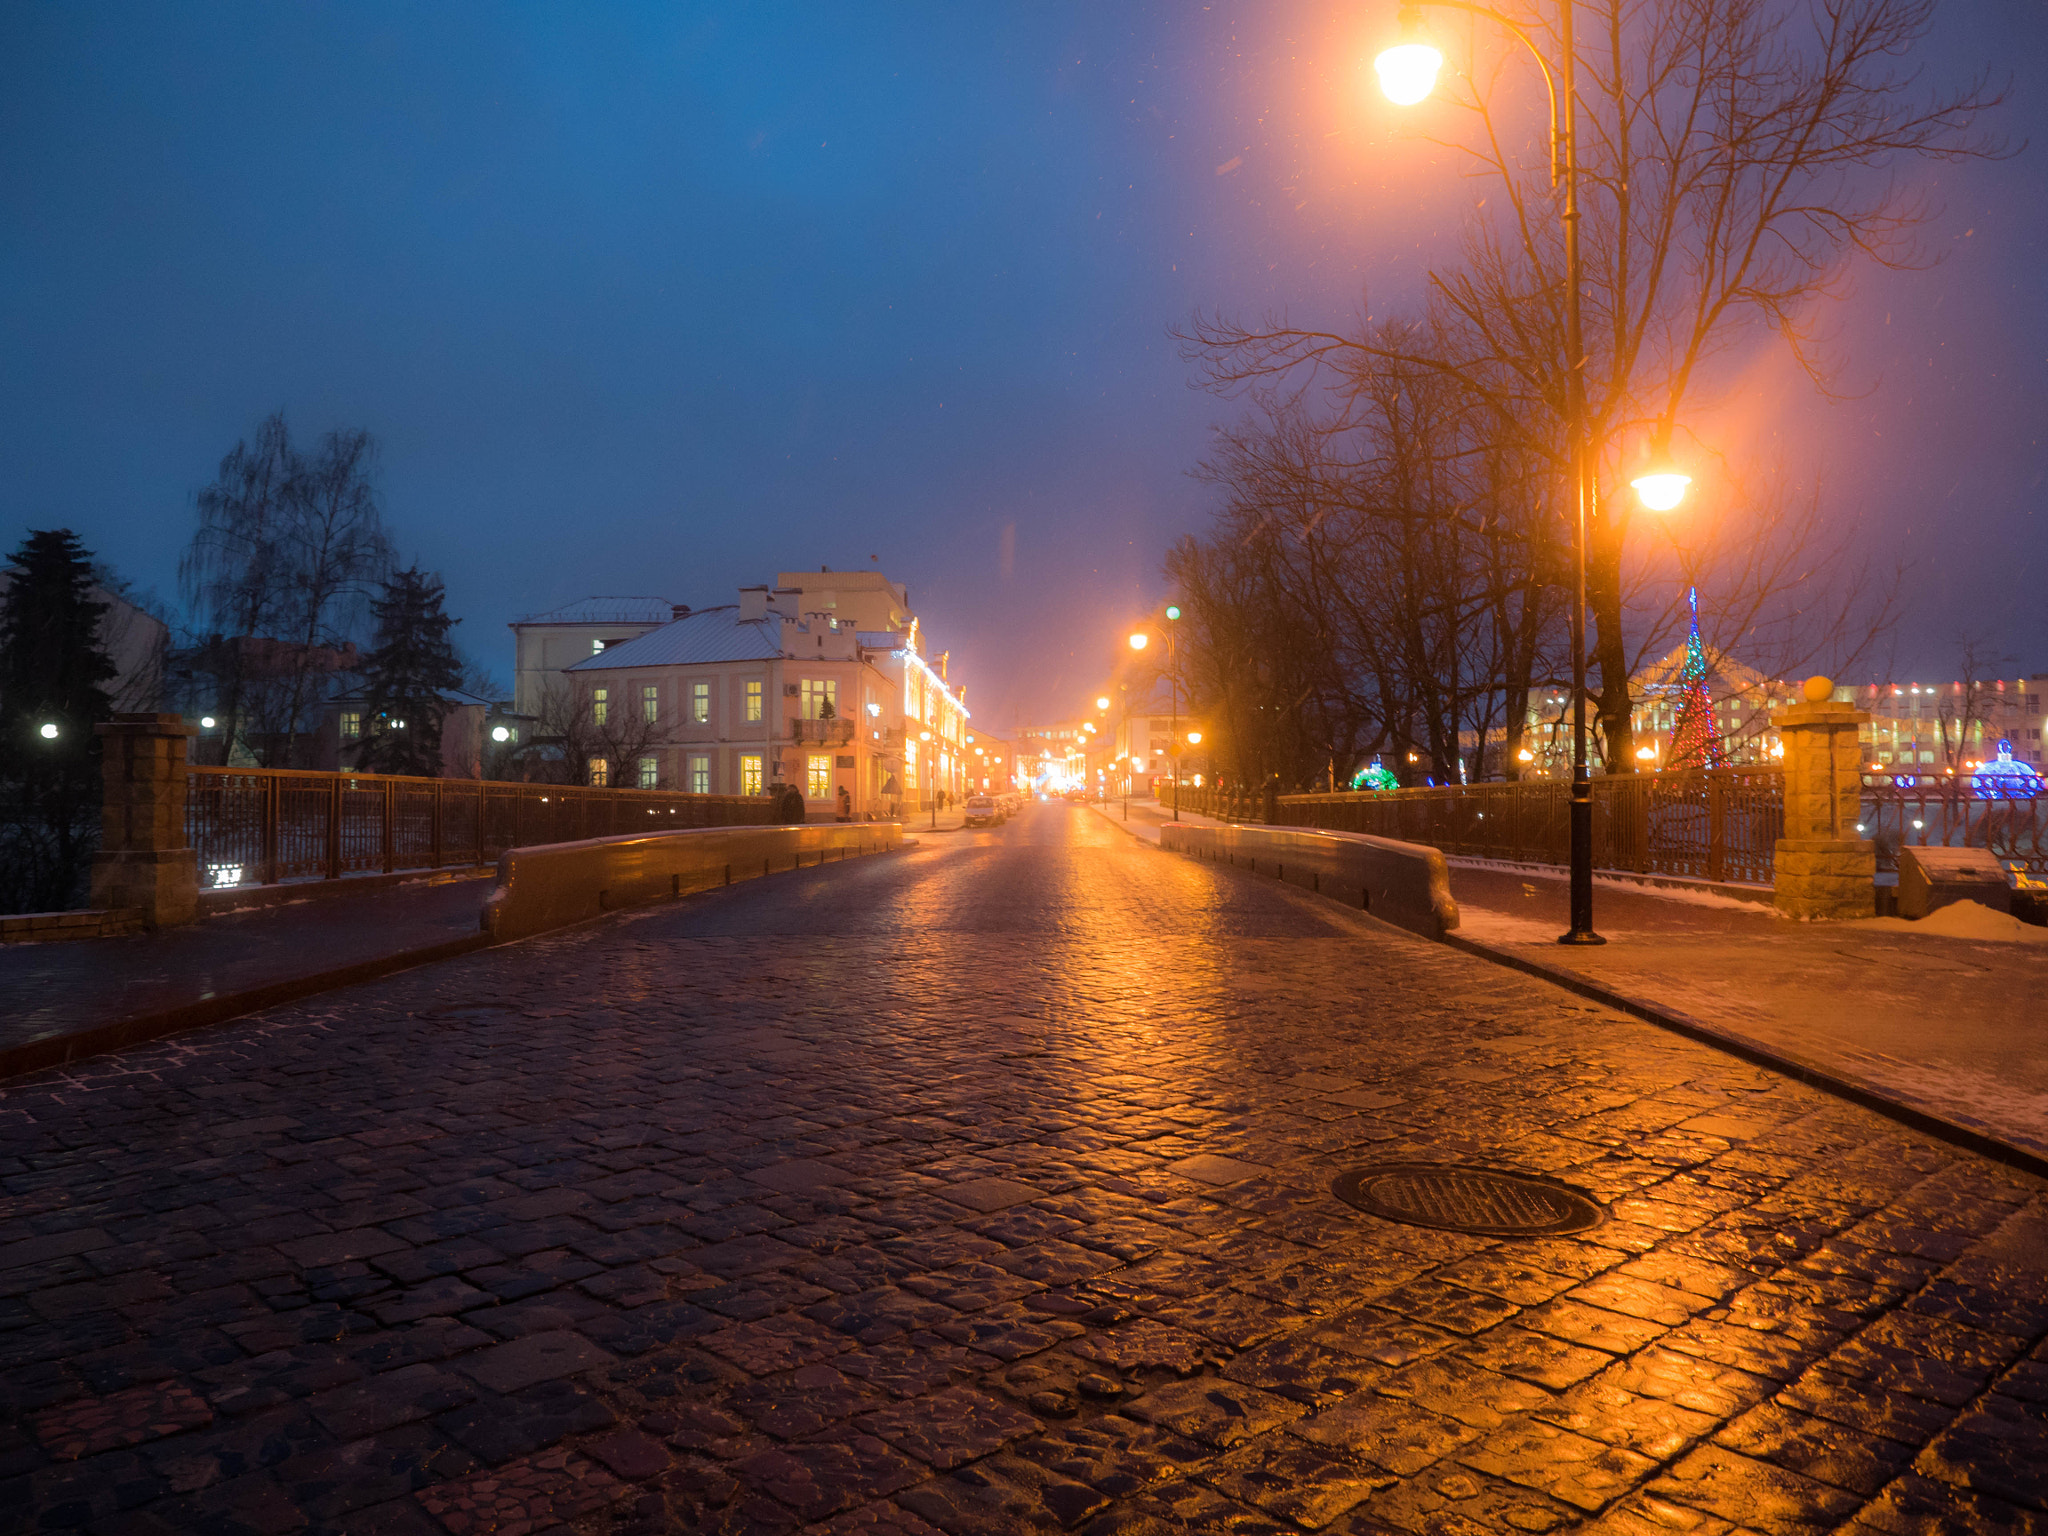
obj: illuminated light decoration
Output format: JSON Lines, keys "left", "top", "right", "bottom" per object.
{"left": 1374, "top": 39, "right": 1442, "bottom": 106}
{"left": 1664, "top": 586, "right": 1724, "bottom": 770}
{"left": 1971, "top": 740, "right": 2045, "bottom": 801}
{"left": 207, "top": 863, "right": 243, "bottom": 888}
{"left": 1350, "top": 758, "right": 1400, "bottom": 792}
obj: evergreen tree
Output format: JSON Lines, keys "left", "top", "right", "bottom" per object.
{"left": 1665, "top": 586, "right": 1724, "bottom": 772}
{"left": 0, "top": 529, "right": 118, "bottom": 909}
{"left": 354, "top": 565, "right": 461, "bottom": 776}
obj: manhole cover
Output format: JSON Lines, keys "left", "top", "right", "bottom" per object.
{"left": 1332, "top": 1163, "right": 1604, "bottom": 1237}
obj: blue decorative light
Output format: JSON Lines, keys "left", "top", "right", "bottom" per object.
{"left": 1971, "top": 740, "right": 2045, "bottom": 801}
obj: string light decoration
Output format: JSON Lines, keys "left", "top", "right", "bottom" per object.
{"left": 1971, "top": 740, "right": 2045, "bottom": 801}
{"left": 1663, "top": 586, "right": 1724, "bottom": 771}
{"left": 1350, "top": 758, "right": 1400, "bottom": 792}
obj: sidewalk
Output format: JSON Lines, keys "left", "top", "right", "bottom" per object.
{"left": 0, "top": 872, "right": 494, "bottom": 1081}
{"left": 1102, "top": 801, "right": 2048, "bottom": 1168}
{"left": 1449, "top": 861, "right": 2048, "bottom": 1166}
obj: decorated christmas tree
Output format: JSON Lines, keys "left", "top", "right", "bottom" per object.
{"left": 1664, "top": 586, "right": 1723, "bottom": 771}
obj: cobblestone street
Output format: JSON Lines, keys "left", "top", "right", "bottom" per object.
{"left": 4, "top": 803, "right": 2046, "bottom": 1534}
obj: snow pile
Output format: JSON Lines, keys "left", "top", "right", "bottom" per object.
{"left": 1867, "top": 899, "right": 2048, "bottom": 945}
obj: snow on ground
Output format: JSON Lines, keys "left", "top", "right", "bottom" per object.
{"left": 1861, "top": 899, "right": 2048, "bottom": 945}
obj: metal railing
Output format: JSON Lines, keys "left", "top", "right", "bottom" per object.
{"left": 1165, "top": 783, "right": 1265, "bottom": 823}
{"left": 1860, "top": 773, "right": 2048, "bottom": 882}
{"left": 186, "top": 766, "right": 779, "bottom": 889}
{"left": 1174, "top": 768, "right": 1785, "bottom": 885}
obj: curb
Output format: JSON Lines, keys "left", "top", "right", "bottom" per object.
{"left": 0, "top": 933, "right": 496, "bottom": 1085}
{"left": 1443, "top": 931, "right": 2048, "bottom": 1183}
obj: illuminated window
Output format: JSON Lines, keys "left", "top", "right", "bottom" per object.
{"left": 593, "top": 687, "right": 608, "bottom": 726}
{"left": 642, "top": 685, "right": 659, "bottom": 724}
{"left": 340, "top": 710, "right": 361, "bottom": 740}
{"left": 807, "top": 754, "right": 830, "bottom": 798}
{"left": 688, "top": 754, "right": 710, "bottom": 793}
{"left": 692, "top": 681, "right": 711, "bottom": 724}
{"left": 800, "top": 679, "right": 838, "bottom": 720}
{"left": 740, "top": 754, "right": 763, "bottom": 795}
{"left": 592, "top": 638, "right": 605, "bottom": 654}
{"left": 745, "top": 680, "right": 763, "bottom": 723}
{"left": 588, "top": 756, "right": 610, "bottom": 788}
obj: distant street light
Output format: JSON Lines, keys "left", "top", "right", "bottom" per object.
{"left": 38, "top": 722, "right": 58, "bottom": 740}
{"left": 1096, "top": 696, "right": 1110, "bottom": 710}
{"left": 200, "top": 716, "right": 217, "bottom": 729}
{"left": 1128, "top": 632, "right": 1148, "bottom": 651}
{"left": 491, "top": 725, "right": 511, "bottom": 743}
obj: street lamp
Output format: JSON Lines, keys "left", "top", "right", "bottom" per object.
{"left": 1375, "top": 0, "right": 1685, "bottom": 945}
{"left": 1128, "top": 632, "right": 1148, "bottom": 651}
{"left": 38, "top": 722, "right": 58, "bottom": 740}
{"left": 1096, "top": 696, "right": 1110, "bottom": 711}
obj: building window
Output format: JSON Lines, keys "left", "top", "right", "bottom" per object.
{"left": 592, "top": 638, "right": 605, "bottom": 654}
{"left": 745, "top": 680, "right": 763, "bottom": 723}
{"left": 637, "top": 755, "right": 658, "bottom": 789}
{"left": 740, "top": 754, "right": 763, "bottom": 795}
{"left": 692, "top": 681, "right": 711, "bottom": 724}
{"left": 642, "top": 684, "right": 659, "bottom": 724}
{"left": 800, "top": 679, "right": 838, "bottom": 720}
{"left": 340, "top": 710, "right": 361, "bottom": 740}
{"left": 807, "top": 754, "right": 831, "bottom": 798}
{"left": 688, "top": 754, "right": 710, "bottom": 794}
{"left": 588, "top": 756, "right": 610, "bottom": 788}
{"left": 593, "top": 687, "right": 608, "bottom": 726}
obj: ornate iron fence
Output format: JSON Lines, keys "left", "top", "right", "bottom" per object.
{"left": 1174, "top": 768, "right": 1785, "bottom": 885}
{"left": 1859, "top": 772, "right": 2048, "bottom": 882}
{"left": 186, "top": 767, "right": 779, "bottom": 890}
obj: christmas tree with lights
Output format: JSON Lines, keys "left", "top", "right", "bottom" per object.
{"left": 1664, "top": 585, "right": 1724, "bottom": 770}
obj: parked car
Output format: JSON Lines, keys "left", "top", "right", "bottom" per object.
{"left": 964, "top": 794, "right": 1000, "bottom": 827}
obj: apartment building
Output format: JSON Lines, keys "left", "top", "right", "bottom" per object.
{"left": 512, "top": 570, "right": 968, "bottom": 818}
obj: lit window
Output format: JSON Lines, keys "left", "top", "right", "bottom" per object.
{"left": 740, "top": 754, "right": 763, "bottom": 795}
{"left": 692, "top": 681, "right": 711, "bottom": 724}
{"left": 688, "top": 754, "right": 710, "bottom": 794}
{"left": 588, "top": 756, "right": 610, "bottom": 788}
{"left": 593, "top": 687, "right": 609, "bottom": 726}
{"left": 801, "top": 679, "right": 838, "bottom": 720}
{"left": 592, "top": 639, "right": 605, "bottom": 654}
{"left": 642, "top": 685, "right": 659, "bottom": 724}
{"left": 638, "top": 755, "right": 658, "bottom": 789}
{"left": 807, "top": 754, "right": 831, "bottom": 798}
{"left": 745, "top": 680, "right": 763, "bottom": 723}
{"left": 340, "top": 710, "right": 361, "bottom": 740}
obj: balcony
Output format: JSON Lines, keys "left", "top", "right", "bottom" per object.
{"left": 792, "top": 717, "right": 854, "bottom": 746}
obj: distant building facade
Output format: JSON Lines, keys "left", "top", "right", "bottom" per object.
{"left": 513, "top": 569, "right": 968, "bottom": 818}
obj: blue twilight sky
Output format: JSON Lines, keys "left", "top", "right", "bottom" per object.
{"left": 2, "top": 1, "right": 2043, "bottom": 730}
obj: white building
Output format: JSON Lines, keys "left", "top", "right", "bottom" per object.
{"left": 511, "top": 570, "right": 969, "bottom": 819}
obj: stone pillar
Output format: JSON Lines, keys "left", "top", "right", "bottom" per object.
{"left": 1774, "top": 677, "right": 1875, "bottom": 920}
{"left": 90, "top": 713, "right": 199, "bottom": 929}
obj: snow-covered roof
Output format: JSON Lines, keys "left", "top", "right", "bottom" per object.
{"left": 564, "top": 606, "right": 782, "bottom": 670}
{"left": 513, "top": 596, "right": 672, "bottom": 625}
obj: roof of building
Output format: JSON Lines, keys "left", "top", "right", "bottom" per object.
{"left": 513, "top": 596, "right": 673, "bottom": 626}
{"left": 564, "top": 606, "right": 784, "bottom": 670}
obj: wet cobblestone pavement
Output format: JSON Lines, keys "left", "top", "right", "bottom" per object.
{"left": 3, "top": 804, "right": 2046, "bottom": 1534}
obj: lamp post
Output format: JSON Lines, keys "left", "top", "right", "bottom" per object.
{"left": 1375, "top": 1, "right": 1685, "bottom": 946}
{"left": 1164, "top": 605, "right": 1182, "bottom": 821}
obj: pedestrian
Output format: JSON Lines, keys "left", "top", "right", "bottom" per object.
{"left": 837, "top": 785, "right": 852, "bottom": 822}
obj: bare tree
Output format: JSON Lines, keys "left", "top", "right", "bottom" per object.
{"left": 515, "top": 677, "right": 668, "bottom": 788}
{"left": 178, "top": 413, "right": 391, "bottom": 766}
{"left": 1180, "top": 0, "right": 2000, "bottom": 771}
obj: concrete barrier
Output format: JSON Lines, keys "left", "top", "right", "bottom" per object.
{"left": 480, "top": 823, "right": 902, "bottom": 942}
{"left": 1159, "top": 822, "right": 1458, "bottom": 940}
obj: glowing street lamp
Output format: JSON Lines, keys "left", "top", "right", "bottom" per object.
{"left": 38, "top": 722, "right": 59, "bottom": 740}
{"left": 1373, "top": 13, "right": 1443, "bottom": 107}
{"left": 1378, "top": 0, "right": 1612, "bottom": 945}
{"left": 1630, "top": 461, "right": 1692, "bottom": 512}
{"left": 1096, "top": 696, "right": 1110, "bottom": 710}
{"left": 1186, "top": 731, "right": 1202, "bottom": 745}
{"left": 1128, "top": 632, "right": 1148, "bottom": 651}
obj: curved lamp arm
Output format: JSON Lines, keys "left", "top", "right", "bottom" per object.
{"left": 1398, "top": 1, "right": 1562, "bottom": 186}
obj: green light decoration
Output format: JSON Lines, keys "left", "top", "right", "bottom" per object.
{"left": 1665, "top": 585, "right": 1724, "bottom": 771}
{"left": 1350, "top": 758, "right": 1400, "bottom": 792}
